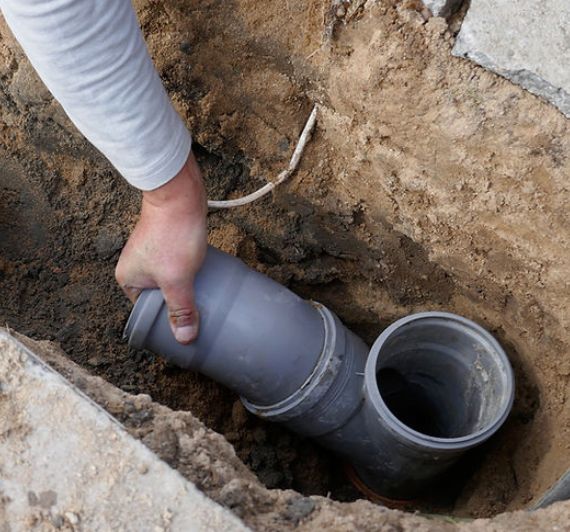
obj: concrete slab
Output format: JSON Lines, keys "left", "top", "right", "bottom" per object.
{"left": 453, "top": 0, "right": 570, "bottom": 117}
{"left": 423, "top": 0, "right": 463, "bottom": 18}
{"left": 0, "top": 331, "right": 248, "bottom": 532}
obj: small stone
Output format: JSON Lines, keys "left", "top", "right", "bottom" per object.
{"left": 422, "top": 0, "right": 463, "bottom": 18}
{"left": 27, "top": 491, "right": 38, "bottom": 506}
{"left": 94, "top": 229, "right": 123, "bottom": 260}
{"left": 283, "top": 496, "right": 316, "bottom": 524}
{"left": 425, "top": 17, "right": 447, "bottom": 36}
{"left": 38, "top": 490, "right": 58, "bottom": 509}
{"left": 87, "top": 355, "right": 106, "bottom": 367}
{"left": 219, "top": 479, "right": 249, "bottom": 510}
{"left": 65, "top": 512, "right": 80, "bottom": 525}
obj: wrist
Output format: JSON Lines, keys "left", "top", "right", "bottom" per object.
{"left": 142, "top": 152, "right": 206, "bottom": 217}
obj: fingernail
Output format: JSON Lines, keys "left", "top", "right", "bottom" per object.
{"left": 174, "top": 324, "right": 198, "bottom": 344}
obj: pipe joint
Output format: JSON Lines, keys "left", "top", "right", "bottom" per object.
{"left": 242, "top": 305, "right": 369, "bottom": 438}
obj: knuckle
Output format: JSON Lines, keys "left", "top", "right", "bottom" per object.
{"left": 168, "top": 308, "right": 195, "bottom": 327}
{"left": 168, "top": 307, "right": 194, "bottom": 319}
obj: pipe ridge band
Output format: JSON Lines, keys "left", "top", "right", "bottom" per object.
{"left": 242, "top": 306, "right": 369, "bottom": 440}
{"left": 241, "top": 305, "right": 341, "bottom": 421}
{"left": 286, "top": 327, "right": 367, "bottom": 438}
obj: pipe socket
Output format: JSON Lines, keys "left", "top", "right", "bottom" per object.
{"left": 349, "top": 312, "right": 515, "bottom": 498}
{"left": 124, "top": 246, "right": 514, "bottom": 500}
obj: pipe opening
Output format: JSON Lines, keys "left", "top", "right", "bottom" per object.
{"left": 372, "top": 314, "right": 513, "bottom": 442}
{"left": 377, "top": 367, "right": 450, "bottom": 437}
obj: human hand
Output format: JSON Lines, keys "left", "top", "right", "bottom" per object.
{"left": 116, "top": 151, "right": 207, "bottom": 344}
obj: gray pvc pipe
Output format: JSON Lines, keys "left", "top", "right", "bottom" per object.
{"left": 125, "top": 246, "right": 514, "bottom": 499}
{"left": 125, "top": 246, "right": 325, "bottom": 405}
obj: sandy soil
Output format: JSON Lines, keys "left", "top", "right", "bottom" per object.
{"left": 1, "top": 0, "right": 569, "bottom": 520}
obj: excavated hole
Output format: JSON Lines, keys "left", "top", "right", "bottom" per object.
{"left": 0, "top": 144, "right": 550, "bottom": 519}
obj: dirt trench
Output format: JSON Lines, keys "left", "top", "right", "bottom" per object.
{"left": 0, "top": 0, "right": 569, "bottom": 521}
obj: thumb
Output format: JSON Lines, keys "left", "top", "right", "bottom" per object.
{"left": 161, "top": 280, "right": 200, "bottom": 345}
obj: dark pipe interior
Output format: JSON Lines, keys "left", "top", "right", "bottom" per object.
{"left": 377, "top": 367, "right": 448, "bottom": 437}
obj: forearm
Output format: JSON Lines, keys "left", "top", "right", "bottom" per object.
{"left": 0, "top": 0, "right": 191, "bottom": 190}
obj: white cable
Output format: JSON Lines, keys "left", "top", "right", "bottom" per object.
{"left": 207, "top": 105, "right": 318, "bottom": 209}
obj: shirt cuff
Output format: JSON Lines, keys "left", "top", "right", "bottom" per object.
{"left": 118, "top": 121, "right": 193, "bottom": 191}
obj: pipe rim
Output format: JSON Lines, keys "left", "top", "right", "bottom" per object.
{"left": 365, "top": 311, "right": 515, "bottom": 451}
{"left": 123, "top": 289, "right": 164, "bottom": 349}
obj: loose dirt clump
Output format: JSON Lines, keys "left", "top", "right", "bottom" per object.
{"left": 1, "top": 0, "right": 569, "bottom": 521}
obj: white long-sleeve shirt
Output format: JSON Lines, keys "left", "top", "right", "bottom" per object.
{"left": 0, "top": 0, "right": 191, "bottom": 191}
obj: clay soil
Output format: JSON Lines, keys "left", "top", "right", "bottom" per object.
{"left": 1, "top": 0, "right": 569, "bottom": 521}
